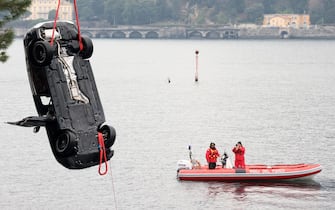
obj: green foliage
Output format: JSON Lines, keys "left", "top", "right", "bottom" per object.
{"left": 0, "top": 29, "right": 14, "bottom": 62}
{"left": 323, "top": 0, "right": 335, "bottom": 23}
{"left": 289, "top": 0, "right": 309, "bottom": 13}
{"left": 73, "top": 0, "right": 335, "bottom": 25}
{"left": 0, "top": 0, "right": 31, "bottom": 63}
{"left": 48, "top": 9, "right": 56, "bottom": 20}
{"left": 245, "top": 3, "right": 264, "bottom": 23}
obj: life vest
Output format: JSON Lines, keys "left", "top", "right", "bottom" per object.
{"left": 206, "top": 148, "right": 219, "bottom": 162}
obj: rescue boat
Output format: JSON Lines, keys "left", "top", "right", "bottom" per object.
{"left": 177, "top": 160, "right": 322, "bottom": 182}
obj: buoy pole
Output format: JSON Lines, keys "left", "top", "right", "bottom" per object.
{"left": 195, "top": 50, "right": 199, "bottom": 82}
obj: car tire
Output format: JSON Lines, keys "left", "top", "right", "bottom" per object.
{"left": 98, "top": 124, "right": 116, "bottom": 148}
{"left": 80, "top": 36, "right": 93, "bottom": 59}
{"left": 55, "top": 130, "right": 77, "bottom": 156}
{"left": 31, "top": 40, "right": 53, "bottom": 66}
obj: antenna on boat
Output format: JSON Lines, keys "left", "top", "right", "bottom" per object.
{"left": 188, "top": 145, "right": 192, "bottom": 161}
{"left": 195, "top": 50, "right": 199, "bottom": 82}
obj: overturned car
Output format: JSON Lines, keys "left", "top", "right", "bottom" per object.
{"left": 8, "top": 21, "right": 116, "bottom": 169}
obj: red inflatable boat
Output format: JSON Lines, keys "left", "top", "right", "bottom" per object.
{"left": 177, "top": 161, "right": 322, "bottom": 182}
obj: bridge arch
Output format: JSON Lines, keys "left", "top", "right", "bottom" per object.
{"left": 280, "top": 30, "right": 289, "bottom": 39}
{"left": 205, "top": 31, "right": 220, "bottom": 39}
{"left": 112, "top": 31, "right": 126, "bottom": 38}
{"left": 145, "top": 31, "right": 159, "bottom": 39}
{"left": 188, "top": 31, "right": 203, "bottom": 39}
{"left": 129, "top": 31, "right": 142, "bottom": 39}
{"left": 81, "top": 31, "right": 93, "bottom": 38}
{"left": 95, "top": 32, "right": 110, "bottom": 38}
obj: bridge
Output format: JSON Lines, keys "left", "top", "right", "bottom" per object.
{"left": 13, "top": 25, "right": 335, "bottom": 39}
{"left": 12, "top": 25, "right": 239, "bottom": 39}
{"left": 77, "top": 25, "right": 239, "bottom": 39}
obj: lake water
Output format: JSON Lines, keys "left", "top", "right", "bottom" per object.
{"left": 1, "top": 39, "right": 335, "bottom": 210}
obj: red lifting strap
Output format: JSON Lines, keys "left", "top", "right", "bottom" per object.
{"left": 98, "top": 132, "right": 108, "bottom": 175}
{"left": 50, "top": 0, "right": 83, "bottom": 51}
{"left": 73, "top": 0, "right": 83, "bottom": 51}
{"left": 50, "top": 0, "right": 60, "bottom": 47}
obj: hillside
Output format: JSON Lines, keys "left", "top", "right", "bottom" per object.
{"left": 75, "top": 0, "right": 335, "bottom": 25}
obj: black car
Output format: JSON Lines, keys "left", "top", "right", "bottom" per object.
{"left": 8, "top": 21, "right": 116, "bottom": 169}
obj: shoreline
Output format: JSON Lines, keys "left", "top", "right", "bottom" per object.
{"left": 12, "top": 24, "right": 335, "bottom": 39}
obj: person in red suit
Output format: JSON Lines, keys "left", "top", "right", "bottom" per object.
{"left": 232, "top": 141, "right": 245, "bottom": 168}
{"left": 206, "top": 142, "right": 220, "bottom": 169}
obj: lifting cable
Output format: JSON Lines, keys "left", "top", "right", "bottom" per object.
{"left": 50, "top": 0, "right": 111, "bottom": 177}
{"left": 109, "top": 160, "right": 118, "bottom": 210}
{"left": 50, "top": 0, "right": 83, "bottom": 51}
{"left": 98, "top": 133, "right": 118, "bottom": 209}
{"left": 50, "top": 2, "right": 117, "bottom": 207}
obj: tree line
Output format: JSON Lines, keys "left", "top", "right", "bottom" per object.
{"left": 0, "top": 0, "right": 31, "bottom": 62}
{"left": 75, "top": 0, "right": 335, "bottom": 25}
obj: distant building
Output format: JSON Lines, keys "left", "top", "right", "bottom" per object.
{"left": 263, "top": 14, "right": 310, "bottom": 28}
{"left": 25, "top": 0, "right": 73, "bottom": 20}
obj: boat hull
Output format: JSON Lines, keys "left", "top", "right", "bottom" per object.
{"left": 177, "top": 163, "right": 322, "bottom": 182}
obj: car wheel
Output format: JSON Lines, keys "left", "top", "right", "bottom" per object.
{"left": 55, "top": 130, "right": 77, "bottom": 156}
{"left": 80, "top": 36, "right": 93, "bottom": 59}
{"left": 98, "top": 124, "right": 116, "bottom": 148}
{"left": 31, "top": 40, "right": 53, "bottom": 66}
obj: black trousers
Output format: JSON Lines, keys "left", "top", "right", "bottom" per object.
{"left": 208, "top": 162, "right": 216, "bottom": 169}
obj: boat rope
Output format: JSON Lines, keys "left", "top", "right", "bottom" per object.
{"left": 109, "top": 160, "right": 118, "bottom": 210}
{"left": 50, "top": 0, "right": 83, "bottom": 51}
{"left": 98, "top": 132, "right": 108, "bottom": 175}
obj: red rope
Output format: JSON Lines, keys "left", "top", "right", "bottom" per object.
{"left": 98, "top": 132, "right": 108, "bottom": 175}
{"left": 50, "top": 0, "right": 61, "bottom": 46}
{"left": 50, "top": 0, "right": 83, "bottom": 51}
{"left": 73, "top": 0, "right": 83, "bottom": 51}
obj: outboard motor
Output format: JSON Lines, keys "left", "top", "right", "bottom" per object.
{"left": 177, "top": 160, "right": 193, "bottom": 171}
